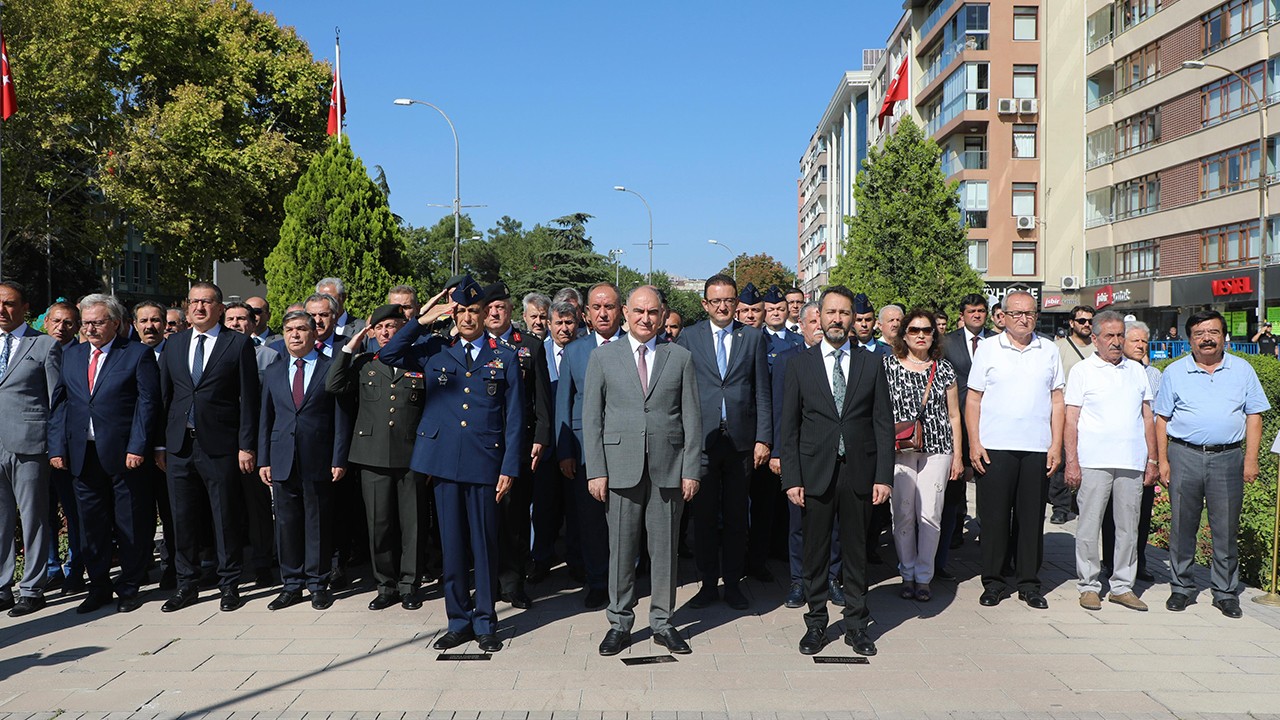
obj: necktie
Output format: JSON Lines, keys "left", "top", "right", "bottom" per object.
{"left": 464, "top": 342, "right": 475, "bottom": 369}
{"left": 315, "top": 341, "right": 326, "bottom": 357}
{"left": 292, "top": 358, "right": 306, "bottom": 409}
{"left": 0, "top": 333, "right": 10, "bottom": 384}
{"left": 971, "top": 334, "right": 979, "bottom": 356}
{"left": 716, "top": 329, "right": 729, "bottom": 420}
{"left": 253, "top": 336, "right": 262, "bottom": 348}
{"left": 601, "top": 338, "right": 611, "bottom": 345}
{"left": 88, "top": 347, "right": 103, "bottom": 393}
{"left": 191, "top": 334, "right": 206, "bottom": 386}
{"left": 637, "top": 345, "right": 649, "bottom": 394}
{"left": 831, "top": 349, "right": 846, "bottom": 456}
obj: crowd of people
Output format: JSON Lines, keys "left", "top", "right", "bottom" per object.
{"left": 0, "top": 272, "right": 1267, "bottom": 659}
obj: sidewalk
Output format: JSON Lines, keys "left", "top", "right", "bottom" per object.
{"left": 3, "top": 510, "right": 1280, "bottom": 719}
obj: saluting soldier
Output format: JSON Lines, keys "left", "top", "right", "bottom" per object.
{"left": 379, "top": 277, "right": 524, "bottom": 654}
{"left": 326, "top": 303, "right": 430, "bottom": 611}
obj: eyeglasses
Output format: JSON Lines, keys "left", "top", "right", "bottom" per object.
{"left": 1072, "top": 317, "right": 1092, "bottom": 324}
{"left": 186, "top": 298, "right": 218, "bottom": 306}
{"left": 704, "top": 298, "right": 736, "bottom": 307}
{"left": 1005, "top": 311, "right": 1036, "bottom": 320}
{"left": 905, "top": 326, "right": 934, "bottom": 336}
{"left": 81, "top": 320, "right": 113, "bottom": 329}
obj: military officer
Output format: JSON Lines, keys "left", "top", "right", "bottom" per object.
{"left": 378, "top": 277, "right": 524, "bottom": 654}
{"left": 326, "top": 304, "right": 429, "bottom": 610}
{"left": 481, "top": 282, "right": 551, "bottom": 610}
{"left": 735, "top": 283, "right": 765, "bottom": 329}
{"left": 762, "top": 285, "right": 804, "bottom": 370}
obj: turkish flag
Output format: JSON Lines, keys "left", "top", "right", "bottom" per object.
{"left": 326, "top": 68, "right": 344, "bottom": 136}
{"left": 1, "top": 33, "right": 16, "bottom": 120}
{"left": 877, "top": 56, "right": 909, "bottom": 130}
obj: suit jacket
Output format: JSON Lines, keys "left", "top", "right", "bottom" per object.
{"left": 324, "top": 349, "right": 425, "bottom": 469}
{"left": 779, "top": 343, "right": 893, "bottom": 496}
{"left": 764, "top": 328, "right": 804, "bottom": 371}
{"left": 943, "top": 328, "right": 992, "bottom": 407}
{"left": 582, "top": 338, "right": 701, "bottom": 489}
{"left": 0, "top": 328, "right": 61, "bottom": 456}
{"left": 158, "top": 326, "right": 260, "bottom": 455}
{"left": 378, "top": 321, "right": 524, "bottom": 483}
{"left": 676, "top": 320, "right": 772, "bottom": 453}
{"left": 496, "top": 328, "right": 552, "bottom": 449}
{"left": 49, "top": 337, "right": 160, "bottom": 476}
{"left": 259, "top": 353, "right": 352, "bottom": 481}
{"left": 770, "top": 341, "right": 808, "bottom": 457}
{"left": 555, "top": 331, "right": 621, "bottom": 467}
{"left": 543, "top": 336, "right": 575, "bottom": 452}
{"left": 269, "top": 332, "right": 347, "bottom": 360}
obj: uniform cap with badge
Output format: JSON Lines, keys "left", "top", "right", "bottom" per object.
{"left": 853, "top": 293, "right": 874, "bottom": 315}
{"left": 762, "top": 285, "right": 786, "bottom": 304}
{"left": 369, "top": 304, "right": 404, "bottom": 328}
{"left": 738, "top": 282, "right": 761, "bottom": 305}
{"left": 451, "top": 275, "right": 484, "bottom": 307}
{"left": 480, "top": 282, "right": 511, "bottom": 305}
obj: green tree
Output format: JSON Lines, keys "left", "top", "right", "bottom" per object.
{"left": 829, "top": 118, "right": 982, "bottom": 312}
{"left": 721, "top": 253, "right": 796, "bottom": 292}
{"left": 264, "top": 137, "right": 402, "bottom": 329}
{"left": 508, "top": 214, "right": 614, "bottom": 299}
{"left": 401, "top": 214, "right": 479, "bottom": 290}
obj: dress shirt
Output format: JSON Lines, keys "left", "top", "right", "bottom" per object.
{"left": 857, "top": 339, "right": 880, "bottom": 354}
{"left": 85, "top": 341, "right": 113, "bottom": 442}
{"left": 968, "top": 331, "right": 1066, "bottom": 453}
{"left": 594, "top": 330, "right": 621, "bottom": 347}
{"left": 628, "top": 334, "right": 658, "bottom": 388}
{"left": 287, "top": 350, "right": 319, "bottom": 396}
{"left": 821, "top": 340, "right": 853, "bottom": 397}
{"left": 187, "top": 323, "right": 222, "bottom": 375}
{"left": 963, "top": 328, "right": 984, "bottom": 360}
{"left": 1144, "top": 365, "right": 1163, "bottom": 399}
{"left": 1064, "top": 354, "right": 1152, "bottom": 470}
{"left": 708, "top": 320, "right": 734, "bottom": 365}
{"left": 553, "top": 343, "right": 568, "bottom": 374}
{"left": 1154, "top": 353, "right": 1270, "bottom": 445}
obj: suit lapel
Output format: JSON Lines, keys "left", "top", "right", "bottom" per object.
{"left": 0, "top": 334, "right": 38, "bottom": 388}
{"left": 89, "top": 338, "right": 130, "bottom": 398}
{"left": 724, "top": 324, "right": 748, "bottom": 376}
{"left": 842, "top": 345, "right": 868, "bottom": 418}
{"left": 195, "top": 328, "right": 233, "bottom": 387}
{"left": 644, "top": 342, "right": 669, "bottom": 399}
{"left": 299, "top": 355, "right": 330, "bottom": 409}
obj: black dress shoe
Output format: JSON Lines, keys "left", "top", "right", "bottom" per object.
{"left": 598, "top": 628, "right": 630, "bottom": 656}
{"left": 328, "top": 566, "right": 348, "bottom": 590}
{"left": 368, "top": 593, "right": 400, "bottom": 611}
{"left": 501, "top": 589, "right": 532, "bottom": 609}
{"left": 1017, "top": 590, "right": 1048, "bottom": 609}
{"left": 0, "top": 593, "right": 13, "bottom": 612}
{"left": 652, "top": 628, "right": 692, "bottom": 654}
{"left": 161, "top": 587, "right": 198, "bottom": 613}
{"left": 828, "top": 579, "right": 847, "bottom": 607}
{"left": 477, "top": 634, "right": 503, "bottom": 652}
{"left": 584, "top": 588, "right": 609, "bottom": 610}
{"left": 219, "top": 587, "right": 241, "bottom": 612}
{"left": 401, "top": 594, "right": 423, "bottom": 610}
{"left": 8, "top": 595, "right": 45, "bottom": 617}
{"left": 433, "top": 628, "right": 476, "bottom": 650}
{"left": 687, "top": 584, "right": 719, "bottom": 609}
{"left": 1166, "top": 593, "right": 1193, "bottom": 612}
{"left": 268, "top": 590, "right": 303, "bottom": 611}
{"left": 785, "top": 582, "right": 805, "bottom": 609}
{"left": 46, "top": 574, "right": 65, "bottom": 591}
{"left": 723, "top": 585, "right": 749, "bottom": 610}
{"left": 1212, "top": 597, "right": 1243, "bottom": 618}
{"left": 525, "top": 561, "right": 550, "bottom": 585}
{"left": 798, "top": 626, "right": 827, "bottom": 655}
{"left": 76, "top": 591, "right": 114, "bottom": 614}
{"left": 310, "top": 589, "right": 334, "bottom": 610}
{"left": 116, "top": 595, "right": 144, "bottom": 613}
{"left": 1050, "top": 511, "right": 1068, "bottom": 525}
{"left": 979, "top": 589, "right": 1003, "bottom": 607}
{"left": 845, "top": 629, "right": 877, "bottom": 656}
{"left": 935, "top": 567, "right": 957, "bottom": 581}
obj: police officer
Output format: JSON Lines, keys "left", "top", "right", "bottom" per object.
{"left": 326, "top": 304, "right": 428, "bottom": 610}
{"left": 481, "top": 282, "right": 551, "bottom": 610}
{"left": 379, "top": 277, "right": 523, "bottom": 653}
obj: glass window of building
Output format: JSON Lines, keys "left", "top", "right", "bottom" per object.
{"left": 1115, "top": 107, "right": 1161, "bottom": 156}
{"left": 1116, "top": 42, "right": 1159, "bottom": 94}
{"left": 966, "top": 62, "right": 990, "bottom": 110}
{"left": 968, "top": 240, "right": 989, "bottom": 272}
{"left": 1201, "top": 142, "right": 1261, "bottom": 199}
{"left": 1116, "top": 240, "right": 1159, "bottom": 279}
{"left": 1012, "top": 183, "right": 1037, "bottom": 216}
{"left": 1013, "top": 65, "right": 1037, "bottom": 99}
{"left": 1014, "top": 6, "right": 1038, "bottom": 41}
{"left": 1012, "top": 242, "right": 1037, "bottom": 275}
{"left": 1203, "top": 0, "right": 1268, "bottom": 54}
{"left": 1117, "top": 0, "right": 1162, "bottom": 33}
{"left": 1115, "top": 173, "right": 1160, "bottom": 219}
{"left": 961, "top": 180, "right": 989, "bottom": 228}
{"left": 1202, "top": 220, "right": 1260, "bottom": 270}
{"left": 1202, "top": 61, "right": 1265, "bottom": 126}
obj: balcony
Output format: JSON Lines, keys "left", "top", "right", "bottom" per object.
{"left": 919, "top": 0, "right": 960, "bottom": 43}
{"left": 941, "top": 149, "right": 988, "bottom": 177}
{"left": 1087, "top": 31, "right": 1113, "bottom": 54}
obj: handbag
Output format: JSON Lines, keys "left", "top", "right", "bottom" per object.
{"left": 894, "top": 360, "right": 937, "bottom": 452}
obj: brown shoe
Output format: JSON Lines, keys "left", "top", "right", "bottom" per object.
{"left": 1079, "top": 591, "right": 1102, "bottom": 611}
{"left": 1108, "top": 591, "right": 1148, "bottom": 612}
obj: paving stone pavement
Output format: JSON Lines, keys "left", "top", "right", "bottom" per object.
{"left": 3, "top": 510, "right": 1280, "bottom": 719}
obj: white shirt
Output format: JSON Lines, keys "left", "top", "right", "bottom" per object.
{"left": 968, "top": 331, "right": 1066, "bottom": 453}
{"left": 821, "top": 340, "right": 853, "bottom": 397}
{"left": 552, "top": 343, "right": 568, "bottom": 374}
{"left": 709, "top": 321, "right": 734, "bottom": 368}
{"left": 963, "top": 328, "right": 984, "bottom": 360}
{"left": 628, "top": 334, "right": 658, "bottom": 388}
{"left": 187, "top": 324, "right": 222, "bottom": 376}
{"left": 1064, "top": 354, "right": 1153, "bottom": 471}
{"left": 85, "top": 341, "right": 113, "bottom": 441}
{"left": 0, "top": 323, "right": 26, "bottom": 365}
{"left": 594, "top": 330, "right": 619, "bottom": 347}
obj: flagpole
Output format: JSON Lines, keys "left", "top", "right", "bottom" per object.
{"left": 334, "top": 27, "right": 342, "bottom": 143}
{"left": 0, "top": 2, "right": 6, "bottom": 280}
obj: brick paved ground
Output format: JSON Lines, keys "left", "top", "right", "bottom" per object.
{"left": 3, "top": 509, "right": 1280, "bottom": 719}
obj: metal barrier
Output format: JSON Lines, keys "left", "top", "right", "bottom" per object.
{"left": 1149, "top": 341, "right": 1259, "bottom": 362}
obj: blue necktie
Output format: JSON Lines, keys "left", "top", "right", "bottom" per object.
{"left": 0, "top": 333, "right": 11, "bottom": 384}
{"left": 716, "top": 328, "right": 729, "bottom": 420}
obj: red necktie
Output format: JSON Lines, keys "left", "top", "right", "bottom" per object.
{"left": 971, "top": 334, "right": 979, "bottom": 356}
{"left": 88, "top": 348, "right": 103, "bottom": 393}
{"left": 292, "top": 358, "right": 306, "bottom": 409}
{"left": 637, "top": 345, "right": 649, "bottom": 394}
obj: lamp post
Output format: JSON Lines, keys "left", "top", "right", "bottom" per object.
{"left": 708, "top": 239, "right": 736, "bottom": 282}
{"left": 607, "top": 248, "right": 625, "bottom": 286}
{"left": 1182, "top": 61, "right": 1268, "bottom": 328}
{"left": 394, "top": 98, "right": 462, "bottom": 275}
{"left": 613, "top": 185, "right": 654, "bottom": 284}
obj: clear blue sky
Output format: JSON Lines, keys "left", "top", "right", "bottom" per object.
{"left": 253, "top": 0, "right": 906, "bottom": 281}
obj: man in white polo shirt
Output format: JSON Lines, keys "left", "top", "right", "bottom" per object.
{"left": 966, "top": 290, "right": 1065, "bottom": 609}
{"left": 1063, "top": 310, "right": 1157, "bottom": 612}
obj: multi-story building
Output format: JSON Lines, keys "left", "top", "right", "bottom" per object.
{"left": 1084, "top": 0, "right": 1279, "bottom": 338}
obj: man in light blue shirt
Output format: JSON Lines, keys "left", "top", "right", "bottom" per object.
{"left": 1154, "top": 310, "right": 1269, "bottom": 619}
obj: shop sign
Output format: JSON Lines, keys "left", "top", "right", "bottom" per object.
{"left": 1042, "top": 294, "right": 1063, "bottom": 309}
{"left": 1093, "top": 284, "right": 1133, "bottom": 309}
{"left": 983, "top": 282, "right": 1041, "bottom": 304}
{"left": 1211, "top": 276, "right": 1253, "bottom": 296}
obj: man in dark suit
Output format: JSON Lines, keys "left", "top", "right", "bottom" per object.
{"left": 156, "top": 281, "right": 259, "bottom": 613}
{"left": 325, "top": 304, "right": 427, "bottom": 610}
{"left": 482, "top": 282, "right": 551, "bottom": 610}
{"left": 529, "top": 300, "right": 581, "bottom": 584}
{"left": 555, "top": 283, "right": 625, "bottom": 610}
{"left": 133, "top": 300, "right": 177, "bottom": 589}
{"left": 677, "top": 274, "right": 772, "bottom": 611}
{"left": 259, "top": 310, "right": 352, "bottom": 610}
{"left": 379, "top": 277, "right": 523, "bottom": 653}
{"left": 42, "top": 300, "right": 85, "bottom": 595}
{"left": 937, "top": 293, "right": 993, "bottom": 576}
{"left": 49, "top": 294, "right": 159, "bottom": 614}
{"left": 781, "top": 285, "right": 893, "bottom": 657}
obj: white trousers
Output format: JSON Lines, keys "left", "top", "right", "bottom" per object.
{"left": 892, "top": 450, "right": 950, "bottom": 584}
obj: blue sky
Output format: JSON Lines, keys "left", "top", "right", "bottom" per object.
{"left": 253, "top": 0, "right": 906, "bottom": 281}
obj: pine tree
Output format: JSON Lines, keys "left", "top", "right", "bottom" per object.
{"left": 829, "top": 119, "right": 982, "bottom": 312}
{"left": 265, "top": 137, "right": 403, "bottom": 329}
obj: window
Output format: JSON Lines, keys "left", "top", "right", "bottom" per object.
{"left": 1116, "top": 43, "right": 1159, "bottom": 94}
{"left": 1012, "top": 242, "right": 1037, "bottom": 275}
{"left": 1014, "top": 6, "right": 1038, "bottom": 40}
{"left": 1201, "top": 142, "right": 1262, "bottom": 199}
{"left": 968, "top": 240, "right": 989, "bottom": 272}
{"left": 961, "top": 180, "right": 988, "bottom": 228}
{"left": 1117, "top": 0, "right": 1162, "bottom": 33}
{"left": 1012, "top": 65, "right": 1037, "bottom": 99}
{"left": 1114, "top": 173, "right": 1160, "bottom": 219}
{"left": 1202, "top": 61, "right": 1264, "bottom": 126}
{"left": 1203, "top": 0, "right": 1267, "bottom": 54}
{"left": 1087, "top": 6, "right": 1113, "bottom": 51}
{"left": 966, "top": 62, "right": 990, "bottom": 110}
{"left": 1202, "top": 220, "right": 1260, "bottom": 269}
{"left": 1086, "top": 188, "right": 1114, "bottom": 227}
{"left": 1086, "top": 127, "right": 1113, "bottom": 166}
{"left": 1115, "top": 240, "right": 1159, "bottom": 279}
{"left": 1115, "top": 107, "right": 1161, "bottom": 155}
{"left": 1012, "top": 183, "right": 1037, "bottom": 217}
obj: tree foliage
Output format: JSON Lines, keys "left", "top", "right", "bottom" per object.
{"left": 829, "top": 119, "right": 982, "bottom": 312}
{"left": 264, "top": 137, "right": 402, "bottom": 330}
{"left": 720, "top": 253, "right": 795, "bottom": 291}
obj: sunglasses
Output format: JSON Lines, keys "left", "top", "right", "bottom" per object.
{"left": 905, "top": 326, "right": 934, "bottom": 336}
{"left": 1073, "top": 317, "right": 1092, "bottom": 324}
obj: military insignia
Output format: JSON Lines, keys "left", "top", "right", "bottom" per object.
{"left": 487, "top": 382, "right": 497, "bottom": 396}
{"left": 512, "top": 330, "right": 523, "bottom": 343}
{"left": 437, "top": 371, "right": 449, "bottom": 386}
{"left": 405, "top": 372, "right": 424, "bottom": 379}
{"left": 488, "top": 337, "right": 498, "bottom": 350}
{"left": 485, "top": 358, "right": 505, "bottom": 370}
{"left": 517, "top": 346, "right": 531, "bottom": 358}
{"left": 368, "top": 370, "right": 377, "bottom": 376}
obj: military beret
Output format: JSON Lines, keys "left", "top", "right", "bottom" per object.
{"left": 762, "top": 285, "right": 786, "bottom": 304}
{"left": 451, "top": 275, "right": 484, "bottom": 306}
{"left": 369, "top": 304, "right": 403, "bottom": 327}
{"left": 853, "top": 293, "right": 874, "bottom": 314}
{"left": 481, "top": 282, "right": 511, "bottom": 305}
{"left": 738, "top": 282, "right": 761, "bottom": 305}
{"left": 444, "top": 273, "right": 469, "bottom": 290}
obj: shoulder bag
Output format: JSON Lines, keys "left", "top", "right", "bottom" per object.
{"left": 894, "top": 360, "right": 937, "bottom": 453}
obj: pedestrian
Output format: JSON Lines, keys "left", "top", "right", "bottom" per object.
{"left": 851, "top": 294, "right": 890, "bottom": 357}
{"left": 784, "top": 287, "right": 806, "bottom": 334}
{"left": 663, "top": 310, "right": 685, "bottom": 341}
{"left": 316, "top": 278, "right": 365, "bottom": 337}
{"left": 735, "top": 283, "right": 764, "bottom": 328}
{"left": 522, "top": 292, "right": 551, "bottom": 340}
{"left": 43, "top": 300, "right": 85, "bottom": 595}
{"left": 1251, "top": 322, "right": 1278, "bottom": 359}
{"left": 529, "top": 300, "right": 581, "bottom": 584}
{"left": 133, "top": 301, "right": 175, "bottom": 589}
{"left": 877, "top": 304, "right": 904, "bottom": 347}
{"left": 1049, "top": 305, "right": 1097, "bottom": 525}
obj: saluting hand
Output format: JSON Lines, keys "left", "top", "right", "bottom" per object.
{"left": 417, "top": 288, "right": 453, "bottom": 326}
{"left": 343, "top": 322, "right": 371, "bottom": 353}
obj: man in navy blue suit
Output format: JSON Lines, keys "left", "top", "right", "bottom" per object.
{"left": 380, "top": 276, "right": 523, "bottom": 653}
{"left": 259, "top": 310, "right": 352, "bottom": 611}
{"left": 529, "top": 300, "right": 581, "bottom": 584}
{"left": 49, "top": 294, "right": 160, "bottom": 614}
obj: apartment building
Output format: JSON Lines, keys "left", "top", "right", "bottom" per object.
{"left": 1084, "top": 0, "right": 1279, "bottom": 336}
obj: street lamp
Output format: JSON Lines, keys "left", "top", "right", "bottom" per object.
{"left": 1182, "top": 61, "right": 1268, "bottom": 329}
{"left": 394, "top": 98, "right": 462, "bottom": 275}
{"left": 614, "top": 185, "right": 654, "bottom": 284}
{"left": 708, "top": 239, "right": 736, "bottom": 282}
{"left": 607, "top": 248, "right": 625, "bottom": 286}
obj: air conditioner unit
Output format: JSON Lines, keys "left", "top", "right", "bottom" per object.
{"left": 1016, "top": 214, "right": 1037, "bottom": 230}
{"left": 1061, "top": 275, "right": 1080, "bottom": 290}
{"left": 1019, "top": 98, "right": 1039, "bottom": 114}
{"left": 996, "top": 98, "right": 1018, "bottom": 114}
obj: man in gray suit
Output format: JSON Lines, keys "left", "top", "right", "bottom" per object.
{"left": 0, "top": 281, "right": 61, "bottom": 616}
{"left": 585, "top": 286, "right": 702, "bottom": 657}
